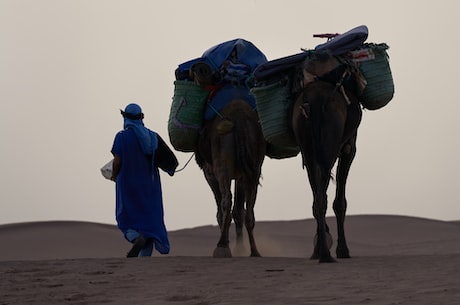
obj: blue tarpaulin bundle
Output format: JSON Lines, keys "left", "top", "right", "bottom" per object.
{"left": 175, "top": 38, "right": 267, "bottom": 82}
{"left": 201, "top": 38, "right": 267, "bottom": 71}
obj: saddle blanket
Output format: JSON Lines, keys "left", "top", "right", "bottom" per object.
{"left": 204, "top": 85, "right": 256, "bottom": 121}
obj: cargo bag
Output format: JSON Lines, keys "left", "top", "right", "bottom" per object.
{"left": 168, "top": 80, "right": 209, "bottom": 152}
{"left": 352, "top": 43, "right": 394, "bottom": 110}
{"left": 251, "top": 79, "right": 299, "bottom": 159}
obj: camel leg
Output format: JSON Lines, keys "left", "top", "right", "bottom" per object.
{"left": 333, "top": 100, "right": 361, "bottom": 258}
{"left": 315, "top": 98, "right": 351, "bottom": 262}
{"left": 313, "top": 172, "right": 336, "bottom": 263}
{"left": 303, "top": 154, "right": 335, "bottom": 262}
{"left": 244, "top": 183, "right": 261, "bottom": 257}
{"left": 203, "top": 166, "right": 223, "bottom": 228}
{"left": 309, "top": 106, "right": 344, "bottom": 262}
{"left": 213, "top": 170, "right": 233, "bottom": 258}
{"left": 333, "top": 137, "right": 357, "bottom": 259}
{"left": 232, "top": 181, "right": 245, "bottom": 246}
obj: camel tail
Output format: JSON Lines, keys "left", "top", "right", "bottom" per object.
{"left": 309, "top": 102, "right": 329, "bottom": 175}
{"left": 233, "top": 117, "right": 259, "bottom": 184}
{"left": 309, "top": 96, "right": 341, "bottom": 180}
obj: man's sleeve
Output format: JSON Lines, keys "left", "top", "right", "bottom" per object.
{"left": 154, "top": 135, "right": 179, "bottom": 176}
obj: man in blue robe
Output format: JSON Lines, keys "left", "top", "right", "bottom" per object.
{"left": 111, "top": 103, "right": 178, "bottom": 257}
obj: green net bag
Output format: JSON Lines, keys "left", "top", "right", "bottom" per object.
{"left": 168, "top": 80, "right": 209, "bottom": 152}
{"left": 358, "top": 43, "right": 394, "bottom": 110}
{"left": 251, "top": 80, "right": 299, "bottom": 159}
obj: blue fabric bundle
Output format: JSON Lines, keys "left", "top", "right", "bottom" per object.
{"left": 201, "top": 38, "right": 267, "bottom": 72}
{"left": 175, "top": 38, "right": 267, "bottom": 83}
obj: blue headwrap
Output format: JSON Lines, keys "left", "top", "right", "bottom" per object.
{"left": 122, "top": 103, "right": 158, "bottom": 156}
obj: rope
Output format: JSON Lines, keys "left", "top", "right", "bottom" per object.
{"left": 175, "top": 152, "right": 195, "bottom": 173}
{"left": 207, "top": 103, "right": 225, "bottom": 119}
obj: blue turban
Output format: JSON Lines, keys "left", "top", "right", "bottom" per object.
{"left": 121, "top": 103, "right": 158, "bottom": 156}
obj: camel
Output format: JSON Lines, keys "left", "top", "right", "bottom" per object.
{"left": 291, "top": 52, "right": 363, "bottom": 262}
{"left": 195, "top": 98, "right": 266, "bottom": 258}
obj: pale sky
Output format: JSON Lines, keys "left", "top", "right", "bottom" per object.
{"left": 1, "top": 0, "right": 459, "bottom": 230}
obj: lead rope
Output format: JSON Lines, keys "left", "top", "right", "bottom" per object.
{"left": 174, "top": 152, "right": 195, "bottom": 173}
{"left": 207, "top": 103, "right": 225, "bottom": 119}
{"left": 329, "top": 70, "right": 351, "bottom": 105}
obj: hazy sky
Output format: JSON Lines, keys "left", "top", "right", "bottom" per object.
{"left": 1, "top": 0, "right": 459, "bottom": 230}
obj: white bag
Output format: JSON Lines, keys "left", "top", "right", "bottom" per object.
{"left": 100, "top": 159, "right": 113, "bottom": 180}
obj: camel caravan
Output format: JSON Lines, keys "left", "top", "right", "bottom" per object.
{"left": 168, "top": 25, "right": 394, "bottom": 262}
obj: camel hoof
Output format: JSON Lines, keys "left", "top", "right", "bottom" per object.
{"left": 337, "top": 247, "right": 351, "bottom": 259}
{"left": 213, "top": 247, "right": 232, "bottom": 258}
{"left": 311, "top": 252, "right": 336, "bottom": 263}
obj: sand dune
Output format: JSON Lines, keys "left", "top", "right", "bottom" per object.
{"left": 1, "top": 215, "right": 459, "bottom": 304}
{"left": 0, "top": 214, "right": 459, "bottom": 261}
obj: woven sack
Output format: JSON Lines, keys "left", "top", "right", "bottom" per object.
{"left": 358, "top": 43, "right": 394, "bottom": 110}
{"left": 251, "top": 80, "right": 299, "bottom": 159}
{"left": 168, "top": 80, "right": 209, "bottom": 152}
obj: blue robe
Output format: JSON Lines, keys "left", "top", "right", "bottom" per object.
{"left": 111, "top": 128, "right": 170, "bottom": 254}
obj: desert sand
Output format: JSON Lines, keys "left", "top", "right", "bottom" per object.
{"left": 1, "top": 215, "right": 459, "bottom": 304}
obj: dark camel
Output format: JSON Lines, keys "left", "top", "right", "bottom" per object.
{"left": 195, "top": 99, "right": 266, "bottom": 258}
{"left": 291, "top": 53, "right": 363, "bottom": 262}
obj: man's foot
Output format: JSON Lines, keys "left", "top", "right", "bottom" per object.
{"left": 126, "top": 236, "right": 147, "bottom": 258}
